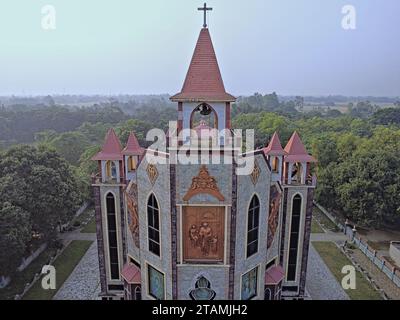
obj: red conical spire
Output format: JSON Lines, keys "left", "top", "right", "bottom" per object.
{"left": 123, "top": 132, "right": 144, "bottom": 156}
{"left": 170, "top": 28, "right": 235, "bottom": 102}
{"left": 92, "top": 128, "right": 123, "bottom": 161}
{"left": 284, "top": 131, "right": 317, "bottom": 163}
{"left": 264, "top": 132, "right": 286, "bottom": 156}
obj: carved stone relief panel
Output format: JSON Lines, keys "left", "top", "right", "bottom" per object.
{"left": 267, "top": 185, "right": 282, "bottom": 249}
{"left": 183, "top": 165, "right": 225, "bottom": 201}
{"left": 146, "top": 164, "right": 158, "bottom": 185}
{"left": 126, "top": 183, "right": 140, "bottom": 247}
{"left": 182, "top": 206, "right": 225, "bottom": 263}
{"left": 250, "top": 160, "right": 261, "bottom": 186}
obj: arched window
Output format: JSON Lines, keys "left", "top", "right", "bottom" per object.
{"left": 106, "top": 193, "right": 119, "bottom": 280}
{"left": 287, "top": 195, "right": 302, "bottom": 281}
{"left": 127, "top": 156, "right": 137, "bottom": 172}
{"left": 190, "top": 103, "right": 218, "bottom": 129}
{"left": 247, "top": 195, "right": 260, "bottom": 258}
{"left": 272, "top": 157, "right": 279, "bottom": 173}
{"left": 264, "top": 288, "right": 272, "bottom": 300}
{"left": 106, "top": 161, "right": 117, "bottom": 180}
{"left": 147, "top": 194, "right": 160, "bottom": 256}
{"left": 291, "top": 163, "right": 302, "bottom": 183}
{"left": 134, "top": 286, "right": 142, "bottom": 300}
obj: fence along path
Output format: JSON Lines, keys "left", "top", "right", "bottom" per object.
{"left": 314, "top": 202, "right": 400, "bottom": 288}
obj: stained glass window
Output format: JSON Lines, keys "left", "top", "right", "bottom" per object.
{"left": 148, "top": 265, "right": 164, "bottom": 300}
{"left": 247, "top": 195, "right": 260, "bottom": 258}
{"left": 147, "top": 194, "right": 160, "bottom": 256}
{"left": 241, "top": 267, "right": 258, "bottom": 300}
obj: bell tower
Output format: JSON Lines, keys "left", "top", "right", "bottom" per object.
{"left": 170, "top": 4, "right": 235, "bottom": 146}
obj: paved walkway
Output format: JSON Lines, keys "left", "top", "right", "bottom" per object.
{"left": 306, "top": 243, "right": 350, "bottom": 300}
{"left": 311, "top": 232, "right": 348, "bottom": 244}
{"left": 53, "top": 241, "right": 100, "bottom": 300}
{"left": 59, "top": 230, "right": 96, "bottom": 242}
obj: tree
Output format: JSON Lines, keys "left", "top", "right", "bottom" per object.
{"left": 75, "top": 145, "right": 102, "bottom": 200}
{"left": 335, "top": 149, "right": 400, "bottom": 226}
{"left": 0, "top": 145, "right": 81, "bottom": 241}
{"left": 48, "top": 132, "right": 91, "bottom": 165}
{"left": 115, "top": 119, "right": 153, "bottom": 147}
{"left": 315, "top": 163, "right": 339, "bottom": 210}
{"left": 371, "top": 108, "right": 400, "bottom": 126}
{"left": 310, "top": 133, "right": 339, "bottom": 168}
{"left": 0, "top": 202, "right": 32, "bottom": 276}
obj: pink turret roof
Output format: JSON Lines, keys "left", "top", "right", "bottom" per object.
{"left": 92, "top": 128, "right": 123, "bottom": 161}
{"left": 264, "top": 132, "right": 286, "bottom": 156}
{"left": 284, "top": 131, "right": 317, "bottom": 163}
{"left": 170, "top": 28, "right": 236, "bottom": 102}
{"left": 121, "top": 263, "right": 141, "bottom": 284}
{"left": 122, "top": 132, "right": 144, "bottom": 156}
{"left": 265, "top": 265, "right": 285, "bottom": 285}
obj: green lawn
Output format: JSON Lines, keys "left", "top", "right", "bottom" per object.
{"left": 0, "top": 247, "right": 57, "bottom": 300}
{"left": 311, "top": 218, "right": 324, "bottom": 233}
{"left": 22, "top": 240, "right": 92, "bottom": 300}
{"left": 70, "top": 206, "right": 94, "bottom": 229}
{"left": 313, "top": 207, "right": 339, "bottom": 232}
{"left": 80, "top": 217, "right": 96, "bottom": 233}
{"left": 313, "top": 242, "right": 382, "bottom": 300}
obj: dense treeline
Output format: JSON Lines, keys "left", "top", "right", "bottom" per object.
{"left": 0, "top": 105, "right": 127, "bottom": 146}
{"left": 232, "top": 105, "right": 400, "bottom": 227}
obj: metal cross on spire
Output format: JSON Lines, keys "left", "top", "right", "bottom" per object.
{"left": 198, "top": 3, "right": 213, "bottom": 28}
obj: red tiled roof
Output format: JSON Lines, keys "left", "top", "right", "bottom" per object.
{"left": 121, "top": 263, "right": 141, "bottom": 284}
{"left": 265, "top": 265, "right": 285, "bottom": 285}
{"left": 123, "top": 132, "right": 144, "bottom": 156}
{"left": 92, "top": 128, "right": 123, "bottom": 161}
{"left": 284, "top": 131, "right": 317, "bottom": 163}
{"left": 264, "top": 132, "right": 286, "bottom": 156}
{"left": 170, "top": 28, "right": 236, "bottom": 102}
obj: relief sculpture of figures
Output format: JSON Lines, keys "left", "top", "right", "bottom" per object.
{"left": 189, "top": 222, "right": 218, "bottom": 256}
{"left": 183, "top": 206, "right": 225, "bottom": 262}
{"left": 126, "top": 183, "right": 140, "bottom": 247}
{"left": 267, "top": 185, "right": 282, "bottom": 249}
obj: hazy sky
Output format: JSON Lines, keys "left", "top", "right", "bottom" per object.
{"left": 1, "top": 0, "right": 399, "bottom": 96}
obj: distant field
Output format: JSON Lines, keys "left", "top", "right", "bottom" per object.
{"left": 302, "top": 103, "right": 396, "bottom": 114}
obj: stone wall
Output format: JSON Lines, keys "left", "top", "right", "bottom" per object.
{"left": 137, "top": 156, "right": 172, "bottom": 300}
{"left": 234, "top": 154, "right": 271, "bottom": 300}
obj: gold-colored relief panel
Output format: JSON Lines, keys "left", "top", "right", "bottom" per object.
{"left": 182, "top": 206, "right": 225, "bottom": 263}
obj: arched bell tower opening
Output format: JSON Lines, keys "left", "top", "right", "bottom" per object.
{"left": 189, "top": 103, "right": 219, "bottom": 147}
{"left": 291, "top": 162, "right": 303, "bottom": 184}
{"left": 190, "top": 103, "right": 218, "bottom": 129}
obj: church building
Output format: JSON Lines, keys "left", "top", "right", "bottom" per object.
{"left": 91, "top": 4, "right": 317, "bottom": 301}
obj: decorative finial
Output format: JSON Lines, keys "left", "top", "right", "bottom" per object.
{"left": 198, "top": 3, "right": 213, "bottom": 28}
